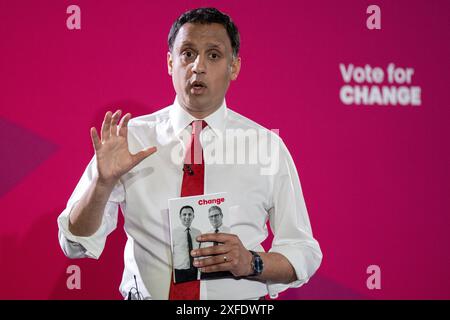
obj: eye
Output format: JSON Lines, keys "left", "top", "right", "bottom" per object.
{"left": 209, "top": 52, "right": 220, "bottom": 60}
{"left": 182, "top": 50, "right": 195, "bottom": 59}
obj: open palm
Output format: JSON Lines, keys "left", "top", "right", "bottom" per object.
{"left": 90, "top": 110, "right": 157, "bottom": 185}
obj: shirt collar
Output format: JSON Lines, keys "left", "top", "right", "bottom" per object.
{"left": 169, "top": 96, "right": 228, "bottom": 137}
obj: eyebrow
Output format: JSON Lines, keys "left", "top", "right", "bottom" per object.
{"left": 205, "top": 43, "right": 225, "bottom": 50}
{"left": 179, "top": 41, "right": 225, "bottom": 51}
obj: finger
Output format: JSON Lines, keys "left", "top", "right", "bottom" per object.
{"left": 199, "top": 262, "right": 234, "bottom": 273}
{"left": 118, "top": 113, "right": 131, "bottom": 137}
{"left": 101, "top": 111, "right": 112, "bottom": 141}
{"left": 110, "top": 109, "right": 122, "bottom": 136}
{"left": 194, "top": 254, "right": 233, "bottom": 268}
{"left": 131, "top": 146, "right": 157, "bottom": 167}
{"left": 197, "top": 233, "right": 236, "bottom": 244}
{"left": 192, "top": 244, "right": 229, "bottom": 258}
{"left": 90, "top": 127, "right": 101, "bottom": 151}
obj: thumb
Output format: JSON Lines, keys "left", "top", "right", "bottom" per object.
{"left": 132, "top": 146, "right": 157, "bottom": 166}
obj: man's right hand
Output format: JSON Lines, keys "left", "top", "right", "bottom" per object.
{"left": 90, "top": 110, "right": 157, "bottom": 187}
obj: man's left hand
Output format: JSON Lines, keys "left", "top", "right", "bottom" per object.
{"left": 191, "top": 233, "right": 254, "bottom": 277}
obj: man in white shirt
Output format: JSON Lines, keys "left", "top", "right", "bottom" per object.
{"left": 200, "top": 205, "right": 233, "bottom": 280}
{"left": 204, "top": 205, "right": 230, "bottom": 247}
{"left": 207, "top": 206, "right": 230, "bottom": 235}
{"left": 57, "top": 7, "right": 322, "bottom": 300}
{"left": 172, "top": 206, "right": 201, "bottom": 283}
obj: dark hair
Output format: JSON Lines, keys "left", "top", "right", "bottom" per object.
{"left": 168, "top": 7, "right": 240, "bottom": 57}
{"left": 179, "top": 205, "right": 194, "bottom": 215}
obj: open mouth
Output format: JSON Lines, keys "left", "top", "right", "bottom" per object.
{"left": 190, "top": 81, "right": 207, "bottom": 94}
{"left": 191, "top": 81, "right": 207, "bottom": 89}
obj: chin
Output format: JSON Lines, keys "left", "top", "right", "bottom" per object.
{"left": 186, "top": 96, "right": 211, "bottom": 108}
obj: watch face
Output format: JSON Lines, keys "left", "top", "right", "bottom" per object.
{"left": 251, "top": 252, "right": 263, "bottom": 275}
{"left": 254, "top": 256, "right": 263, "bottom": 273}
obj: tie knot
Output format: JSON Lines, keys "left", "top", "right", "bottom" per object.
{"left": 215, "top": 228, "right": 219, "bottom": 233}
{"left": 191, "top": 120, "right": 207, "bottom": 135}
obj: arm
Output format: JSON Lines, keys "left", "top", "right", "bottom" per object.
{"left": 255, "top": 252, "right": 297, "bottom": 283}
{"left": 265, "top": 139, "right": 322, "bottom": 288}
{"left": 68, "top": 176, "right": 117, "bottom": 237}
{"left": 192, "top": 234, "right": 296, "bottom": 283}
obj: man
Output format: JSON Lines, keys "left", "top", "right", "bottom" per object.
{"left": 207, "top": 205, "right": 230, "bottom": 246}
{"left": 207, "top": 206, "right": 230, "bottom": 235}
{"left": 200, "top": 205, "right": 232, "bottom": 280}
{"left": 57, "top": 7, "right": 322, "bottom": 300}
{"left": 172, "top": 206, "right": 201, "bottom": 283}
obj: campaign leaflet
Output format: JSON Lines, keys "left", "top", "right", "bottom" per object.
{"left": 168, "top": 192, "right": 233, "bottom": 283}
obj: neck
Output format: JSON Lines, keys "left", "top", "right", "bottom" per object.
{"left": 178, "top": 98, "right": 223, "bottom": 119}
{"left": 187, "top": 108, "right": 217, "bottom": 119}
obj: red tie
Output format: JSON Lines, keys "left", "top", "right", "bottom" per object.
{"left": 169, "top": 120, "right": 207, "bottom": 300}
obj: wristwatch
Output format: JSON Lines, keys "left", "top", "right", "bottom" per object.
{"left": 249, "top": 250, "right": 264, "bottom": 276}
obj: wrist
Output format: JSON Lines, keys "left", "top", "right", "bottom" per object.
{"left": 246, "top": 250, "right": 254, "bottom": 276}
{"left": 95, "top": 176, "right": 118, "bottom": 190}
{"left": 248, "top": 250, "right": 264, "bottom": 277}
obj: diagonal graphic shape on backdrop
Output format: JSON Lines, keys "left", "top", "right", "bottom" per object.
{"left": 0, "top": 118, "right": 58, "bottom": 197}
{"left": 280, "top": 273, "right": 370, "bottom": 300}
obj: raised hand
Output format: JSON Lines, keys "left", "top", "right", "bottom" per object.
{"left": 90, "top": 110, "right": 157, "bottom": 186}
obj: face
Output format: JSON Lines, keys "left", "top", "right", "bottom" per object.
{"left": 168, "top": 22, "right": 241, "bottom": 117}
{"left": 180, "top": 208, "right": 194, "bottom": 228}
{"left": 208, "top": 208, "right": 223, "bottom": 229}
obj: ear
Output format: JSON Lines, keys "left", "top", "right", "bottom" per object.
{"left": 167, "top": 51, "right": 173, "bottom": 76}
{"left": 230, "top": 56, "right": 241, "bottom": 81}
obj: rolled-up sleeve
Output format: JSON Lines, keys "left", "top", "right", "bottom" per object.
{"left": 267, "top": 139, "right": 322, "bottom": 298}
{"left": 57, "top": 156, "right": 125, "bottom": 259}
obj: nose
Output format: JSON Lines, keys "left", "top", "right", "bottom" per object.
{"left": 192, "top": 54, "right": 206, "bottom": 74}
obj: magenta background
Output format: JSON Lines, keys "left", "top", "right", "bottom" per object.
{"left": 1, "top": 0, "right": 449, "bottom": 299}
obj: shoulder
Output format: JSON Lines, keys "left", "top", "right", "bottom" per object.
{"left": 227, "top": 106, "right": 297, "bottom": 174}
{"left": 226, "top": 107, "right": 283, "bottom": 143}
{"left": 173, "top": 226, "right": 184, "bottom": 233}
{"left": 125, "top": 105, "right": 172, "bottom": 149}
{"left": 128, "top": 105, "right": 171, "bottom": 129}
{"left": 226, "top": 108, "right": 267, "bottom": 130}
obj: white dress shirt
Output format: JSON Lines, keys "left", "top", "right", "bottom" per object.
{"left": 208, "top": 225, "right": 231, "bottom": 234}
{"left": 57, "top": 97, "right": 322, "bottom": 300}
{"left": 172, "top": 226, "right": 201, "bottom": 270}
{"left": 201, "top": 225, "right": 232, "bottom": 248}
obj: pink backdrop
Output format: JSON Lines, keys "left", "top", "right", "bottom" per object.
{"left": 1, "top": 0, "right": 449, "bottom": 299}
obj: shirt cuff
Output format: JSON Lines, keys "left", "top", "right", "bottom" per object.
{"left": 266, "top": 242, "right": 322, "bottom": 298}
{"left": 57, "top": 201, "right": 119, "bottom": 259}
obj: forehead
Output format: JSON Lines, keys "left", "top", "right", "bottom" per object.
{"left": 208, "top": 209, "right": 221, "bottom": 216}
{"left": 174, "top": 22, "right": 231, "bottom": 51}
{"left": 181, "top": 208, "right": 194, "bottom": 215}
